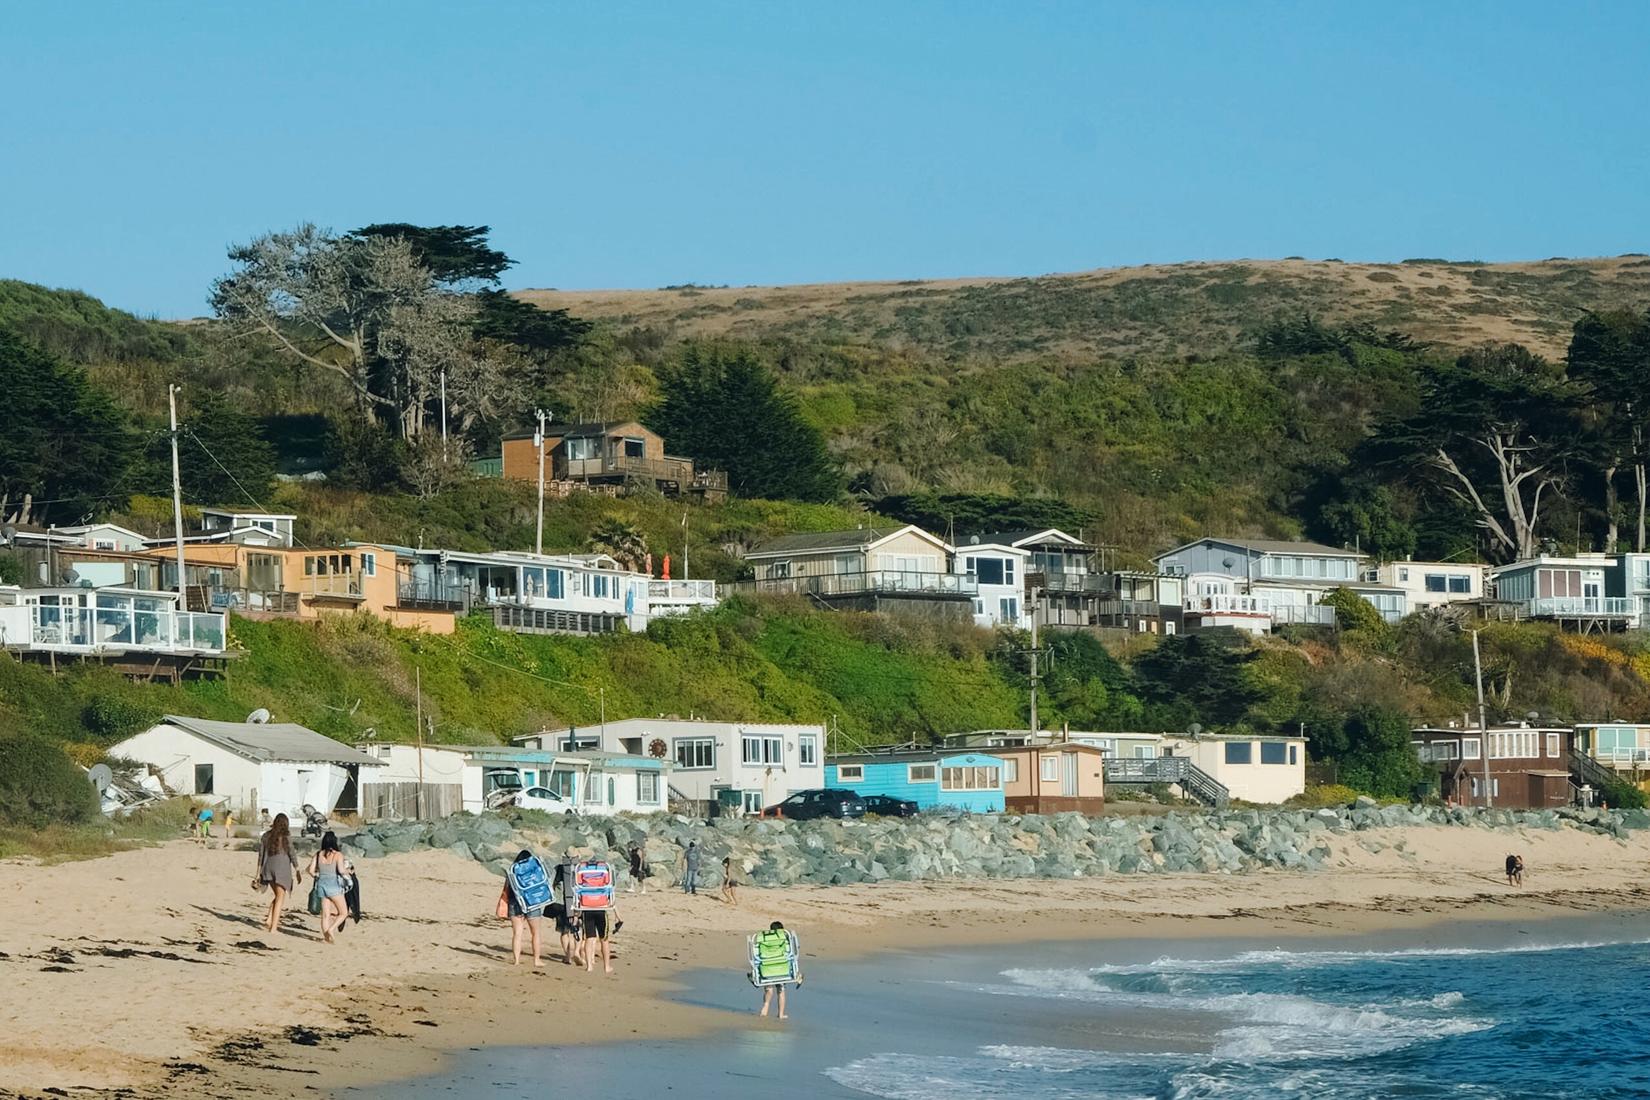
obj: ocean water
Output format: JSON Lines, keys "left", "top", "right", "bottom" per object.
{"left": 826, "top": 935, "right": 1650, "bottom": 1099}
{"left": 352, "top": 918, "right": 1650, "bottom": 1100}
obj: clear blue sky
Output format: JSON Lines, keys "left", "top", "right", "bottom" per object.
{"left": 2, "top": 2, "right": 1645, "bottom": 318}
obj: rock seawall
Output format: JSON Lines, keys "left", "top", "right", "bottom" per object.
{"left": 340, "top": 800, "right": 1650, "bottom": 890}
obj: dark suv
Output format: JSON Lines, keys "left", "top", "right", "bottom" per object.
{"left": 762, "top": 788, "right": 867, "bottom": 820}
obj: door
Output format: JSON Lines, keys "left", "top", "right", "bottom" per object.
{"left": 1061, "top": 753, "right": 1079, "bottom": 797}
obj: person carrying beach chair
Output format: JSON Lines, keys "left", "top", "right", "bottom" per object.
{"left": 749, "top": 921, "right": 802, "bottom": 1019}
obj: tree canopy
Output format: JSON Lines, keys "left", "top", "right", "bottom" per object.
{"left": 0, "top": 330, "right": 137, "bottom": 525}
{"left": 646, "top": 346, "right": 840, "bottom": 502}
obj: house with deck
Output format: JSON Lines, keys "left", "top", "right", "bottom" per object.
{"left": 1159, "top": 733, "right": 1307, "bottom": 805}
{"left": 740, "top": 526, "right": 975, "bottom": 621}
{"left": 392, "top": 546, "right": 663, "bottom": 634}
{"left": 1489, "top": 554, "right": 1635, "bottom": 632}
{"left": 1571, "top": 722, "right": 1650, "bottom": 795}
{"left": 1411, "top": 723, "right": 1575, "bottom": 808}
{"left": 825, "top": 750, "right": 1006, "bottom": 813}
{"left": 1607, "top": 554, "right": 1650, "bottom": 626}
{"left": 1153, "top": 537, "right": 1404, "bottom": 632}
{"left": 975, "top": 528, "right": 1184, "bottom": 634}
{"left": 0, "top": 584, "right": 229, "bottom": 680}
{"left": 513, "top": 717, "right": 825, "bottom": 816}
{"left": 497, "top": 421, "right": 727, "bottom": 502}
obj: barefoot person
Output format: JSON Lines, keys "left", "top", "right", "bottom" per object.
{"left": 721, "top": 856, "right": 739, "bottom": 906}
{"left": 503, "top": 849, "right": 551, "bottom": 967}
{"left": 752, "top": 921, "right": 801, "bottom": 1019}
{"left": 628, "top": 843, "right": 650, "bottom": 894}
{"left": 256, "top": 813, "right": 300, "bottom": 935}
{"left": 310, "top": 831, "right": 351, "bottom": 943}
{"left": 1505, "top": 853, "right": 1524, "bottom": 886}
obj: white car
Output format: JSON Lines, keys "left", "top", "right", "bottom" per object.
{"left": 514, "top": 786, "right": 574, "bottom": 814}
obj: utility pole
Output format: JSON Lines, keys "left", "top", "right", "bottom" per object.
{"left": 1472, "top": 628, "right": 1493, "bottom": 808}
{"left": 534, "top": 408, "right": 548, "bottom": 556}
{"left": 1028, "top": 586, "right": 1041, "bottom": 738}
{"left": 414, "top": 665, "right": 425, "bottom": 820}
{"left": 682, "top": 511, "right": 689, "bottom": 580}
{"left": 168, "top": 384, "right": 188, "bottom": 602}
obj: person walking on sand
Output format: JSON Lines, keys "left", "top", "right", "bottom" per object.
{"left": 628, "top": 843, "right": 650, "bottom": 894}
{"left": 1505, "top": 853, "right": 1524, "bottom": 887}
{"left": 310, "top": 831, "right": 351, "bottom": 943}
{"left": 683, "top": 840, "right": 701, "bottom": 895}
{"left": 196, "top": 805, "right": 213, "bottom": 843}
{"left": 721, "top": 856, "right": 739, "bottom": 906}
{"left": 501, "top": 849, "right": 550, "bottom": 967}
{"left": 754, "top": 921, "right": 801, "bottom": 1019}
{"left": 582, "top": 900, "right": 616, "bottom": 975}
{"left": 256, "top": 813, "right": 300, "bottom": 936}
{"left": 220, "top": 807, "right": 235, "bottom": 847}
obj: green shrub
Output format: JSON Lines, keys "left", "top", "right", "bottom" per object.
{"left": 1601, "top": 778, "right": 1648, "bottom": 810}
{"left": 0, "top": 734, "right": 100, "bottom": 828}
{"left": 82, "top": 696, "right": 159, "bottom": 741}
{"left": 1285, "top": 783, "right": 1363, "bottom": 808}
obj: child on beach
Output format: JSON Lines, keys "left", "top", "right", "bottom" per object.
{"left": 220, "top": 808, "right": 234, "bottom": 846}
{"left": 721, "top": 856, "right": 739, "bottom": 906}
{"left": 196, "top": 805, "right": 213, "bottom": 842}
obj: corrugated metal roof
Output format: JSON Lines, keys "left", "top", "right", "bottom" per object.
{"left": 161, "top": 715, "right": 383, "bottom": 767}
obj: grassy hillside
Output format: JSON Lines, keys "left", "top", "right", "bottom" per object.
{"left": 518, "top": 256, "right": 1650, "bottom": 364}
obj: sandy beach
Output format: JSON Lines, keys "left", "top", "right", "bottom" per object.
{"left": 2, "top": 823, "right": 1648, "bottom": 1099}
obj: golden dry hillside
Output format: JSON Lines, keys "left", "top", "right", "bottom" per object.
{"left": 517, "top": 255, "right": 1650, "bottom": 361}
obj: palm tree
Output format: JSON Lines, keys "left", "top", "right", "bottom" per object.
{"left": 588, "top": 518, "right": 649, "bottom": 572}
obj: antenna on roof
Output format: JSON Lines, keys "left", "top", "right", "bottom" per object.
{"left": 246, "top": 708, "right": 272, "bottom": 724}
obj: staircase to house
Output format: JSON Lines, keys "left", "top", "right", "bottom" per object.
{"left": 1103, "top": 756, "right": 1230, "bottom": 809}
{"left": 1568, "top": 750, "right": 1617, "bottom": 799}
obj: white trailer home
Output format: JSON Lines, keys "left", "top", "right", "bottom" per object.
{"left": 355, "top": 742, "right": 671, "bottom": 819}
{"left": 108, "top": 715, "right": 383, "bottom": 820}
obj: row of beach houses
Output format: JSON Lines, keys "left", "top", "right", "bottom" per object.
{"left": 102, "top": 709, "right": 1650, "bottom": 826}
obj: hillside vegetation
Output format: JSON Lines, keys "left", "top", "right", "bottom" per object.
{"left": 518, "top": 256, "right": 1650, "bottom": 363}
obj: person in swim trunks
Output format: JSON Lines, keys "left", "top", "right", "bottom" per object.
{"left": 582, "top": 905, "right": 614, "bottom": 975}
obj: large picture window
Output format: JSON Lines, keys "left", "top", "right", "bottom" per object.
{"left": 1224, "top": 742, "right": 1253, "bottom": 764}
{"left": 1260, "top": 742, "right": 1288, "bottom": 765}
{"left": 941, "top": 766, "right": 1000, "bottom": 791}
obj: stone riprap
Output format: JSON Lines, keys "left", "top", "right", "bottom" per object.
{"left": 338, "top": 799, "right": 1650, "bottom": 889}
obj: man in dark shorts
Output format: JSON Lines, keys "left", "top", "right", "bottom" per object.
{"left": 582, "top": 906, "right": 615, "bottom": 975}
{"left": 1505, "top": 853, "right": 1524, "bottom": 886}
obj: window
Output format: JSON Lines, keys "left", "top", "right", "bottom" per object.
{"left": 675, "top": 738, "right": 715, "bottom": 769}
{"left": 194, "top": 763, "right": 214, "bottom": 794}
{"left": 1288, "top": 745, "right": 1298, "bottom": 765}
{"left": 976, "top": 558, "right": 1006, "bottom": 585}
{"left": 1546, "top": 733, "right": 1560, "bottom": 758}
{"left": 377, "top": 745, "right": 394, "bottom": 761}
{"left": 1260, "top": 742, "right": 1288, "bottom": 765}
{"left": 1492, "top": 778, "right": 1501, "bottom": 797}
{"left": 1424, "top": 574, "right": 1448, "bottom": 593}
{"left": 637, "top": 771, "right": 660, "bottom": 804}
{"left": 1002, "top": 758, "right": 1019, "bottom": 782}
{"left": 741, "top": 790, "right": 765, "bottom": 814}
{"left": 999, "top": 597, "right": 1019, "bottom": 622}
{"left": 1040, "top": 755, "right": 1060, "bottom": 782}
{"left": 941, "top": 766, "right": 1000, "bottom": 791}
{"left": 623, "top": 437, "right": 645, "bottom": 459}
{"left": 1005, "top": 558, "right": 1016, "bottom": 586}
{"left": 1224, "top": 742, "right": 1253, "bottom": 764}
{"left": 549, "top": 769, "right": 576, "bottom": 800}
{"left": 1164, "top": 621, "right": 1177, "bottom": 636}
{"left": 798, "top": 734, "right": 818, "bottom": 767}
{"left": 361, "top": 552, "right": 377, "bottom": 577}
{"left": 1448, "top": 575, "right": 1471, "bottom": 594}
{"left": 1398, "top": 567, "right": 1410, "bottom": 582}
{"left": 771, "top": 560, "right": 792, "bottom": 580}
{"left": 742, "top": 735, "right": 783, "bottom": 766}
{"left": 908, "top": 763, "right": 937, "bottom": 783}
{"left": 837, "top": 764, "right": 864, "bottom": 782}
{"left": 1462, "top": 737, "right": 1481, "bottom": 760}
{"left": 1490, "top": 731, "right": 1539, "bottom": 759}
{"left": 94, "top": 538, "right": 116, "bottom": 550}
{"left": 584, "top": 772, "right": 604, "bottom": 804}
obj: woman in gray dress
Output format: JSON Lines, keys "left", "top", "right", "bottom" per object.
{"left": 257, "top": 813, "right": 301, "bottom": 935}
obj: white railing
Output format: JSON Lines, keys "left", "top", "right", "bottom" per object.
{"left": 1187, "top": 593, "right": 1271, "bottom": 615}
{"left": 1594, "top": 748, "right": 1650, "bottom": 767}
{"left": 1528, "top": 597, "right": 1635, "bottom": 618}
{"left": 0, "top": 605, "right": 227, "bottom": 655}
{"left": 648, "top": 579, "right": 717, "bottom": 602}
{"left": 1271, "top": 604, "right": 1339, "bottom": 626}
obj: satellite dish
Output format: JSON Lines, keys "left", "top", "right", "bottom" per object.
{"left": 1222, "top": 557, "right": 1235, "bottom": 569}
{"left": 969, "top": 535, "right": 980, "bottom": 545}
{"left": 1188, "top": 723, "right": 1204, "bottom": 737}
{"left": 246, "top": 708, "right": 272, "bottom": 725}
{"left": 88, "top": 764, "right": 113, "bottom": 793}
{"left": 62, "top": 568, "right": 79, "bottom": 585}
{"left": 0, "top": 524, "right": 14, "bottom": 545}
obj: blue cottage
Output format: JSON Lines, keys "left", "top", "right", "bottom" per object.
{"left": 825, "top": 750, "right": 1006, "bottom": 813}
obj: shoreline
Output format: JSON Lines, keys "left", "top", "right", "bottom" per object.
{"left": 2, "top": 824, "right": 1648, "bottom": 1098}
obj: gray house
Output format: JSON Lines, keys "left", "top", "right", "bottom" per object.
{"left": 1153, "top": 537, "right": 1403, "bottom": 632}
